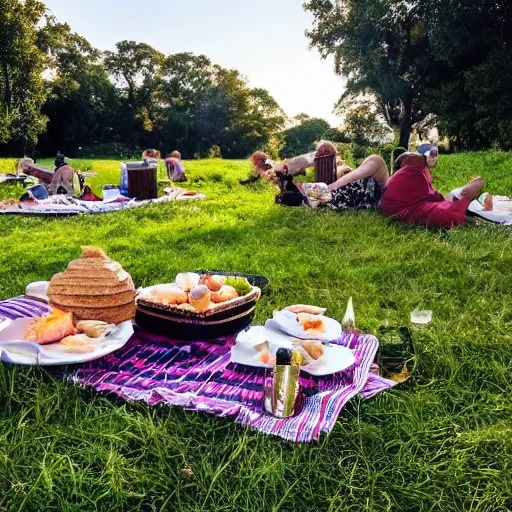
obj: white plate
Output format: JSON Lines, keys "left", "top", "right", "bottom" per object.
{"left": 265, "top": 310, "right": 342, "bottom": 342}
{"left": 232, "top": 326, "right": 355, "bottom": 376}
{"left": 0, "top": 315, "right": 10, "bottom": 332}
{"left": 0, "top": 318, "right": 134, "bottom": 366}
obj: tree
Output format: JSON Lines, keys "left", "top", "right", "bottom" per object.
{"left": 281, "top": 117, "right": 331, "bottom": 157}
{"left": 36, "top": 20, "right": 120, "bottom": 154}
{"left": 340, "top": 103, "right": 389, "bottom": 146}
{"left": 422, "top": 0, "right": 512, "bottom": 149}
{"left": 304, "top": 0, "right": 436, "bottom": 148}
{"left": 0, "top": 0, "right": 48, "bottom": 154}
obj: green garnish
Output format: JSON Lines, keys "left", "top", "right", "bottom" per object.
{"left": 225, "top": 277, "right": 252, "bottom": 296}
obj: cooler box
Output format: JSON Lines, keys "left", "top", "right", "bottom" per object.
{"left": 120, "top": 162, "right": 158, "bottom": 200}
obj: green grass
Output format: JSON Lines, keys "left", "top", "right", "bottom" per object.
{"left": 0, "top": 153, "right": 511, "bottom": 511}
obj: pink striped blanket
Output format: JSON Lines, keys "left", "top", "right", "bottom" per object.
{"left": 0, "top": 297, "right": 396, "bottom": 442}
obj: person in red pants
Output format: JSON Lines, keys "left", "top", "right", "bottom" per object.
{"left": 380, "top": 145, "right": 484, "bottom": 228}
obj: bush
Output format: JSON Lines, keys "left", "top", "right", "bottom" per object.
{"left": 76, "top": 143, "right": 143, "bottom": 160}
{"left": 208, "top": 145, "right": 222, "bottom": 159}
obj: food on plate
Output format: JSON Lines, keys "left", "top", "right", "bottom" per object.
{"left": 24, "top": 308, "right": 78, "bottom": 345}
{"left": 47, "top": 246, "right": 136, "bottom": 324}
{"left": 254, "top": 340, "right": 270, "bottom": 353}
{"left": 60, "top": 333, "right": 97, "bottom": 353}
{"left": 175, "top": 272, "right": 200, "bottom": 292}
{"left": 188, "top": 285, "right": 211, "bottom": 312}
{"left": 210, "top": 285, "right": 238, "bottom": 304}
{"left": 143, "top": 284, "right": 188, "bottom": 305}
{"left": 297, "top": 313, "right": 325, "bottom": 334}
{"left": 199, "top": 274, "right": 225, "bottom": 292}
{"left": 75, "top": 320, "right": 115, "bottom": 338}
{"left": 293, "top": 339, "right": 325, "bottom": 360}
{"left": 224, "top": 277, "right": 252, "bottom": 296}
{"left": 260, "top": 351, "right": 276, "bottom": 366}
{"left": 284, "top": 304, "right": 327, "bottom": 315}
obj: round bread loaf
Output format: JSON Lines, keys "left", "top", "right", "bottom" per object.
{"left": 47, "top": 247, "right": 136, "bottom": 323}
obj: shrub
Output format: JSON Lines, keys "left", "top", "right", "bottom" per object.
{"left": 208, "top": 145, "right": 222, "bottom": 159}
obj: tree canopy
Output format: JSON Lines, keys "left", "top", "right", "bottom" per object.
{"left": 304, "top": 0, "right": 512, "bottom": 150}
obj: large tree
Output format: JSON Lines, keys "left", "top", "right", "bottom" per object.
{"left": 304, "top": 0, "right": 440, "bottom": 148}
{"left": 0, "top": 0, "right": 48, "bottom": 154}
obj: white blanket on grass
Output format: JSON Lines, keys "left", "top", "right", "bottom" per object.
{"left": 449, "top": 188, "right": 512, "bottom": 225}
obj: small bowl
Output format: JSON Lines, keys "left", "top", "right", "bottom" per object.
{"left": 410, "top": 310, "right": 432, "bottom": 325}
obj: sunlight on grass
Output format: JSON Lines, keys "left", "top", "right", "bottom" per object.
{"left": 0, "top": 154, "right": 511, "bottom": 510}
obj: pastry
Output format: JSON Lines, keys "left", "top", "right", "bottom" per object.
{"left": 24, "top": 308, "right": 78, "bottom": 345}
{"left": 60, "top": 333, "right": 97, "bottom": 353}
{"left": 76, "top": 320, "right": 115, "bottom": 338}
{"left": 175, "top": 272, "right": 200, "bottom": 292}
{"left": 199, "top": 274, "right": 225, "bottom": 292}
{"left": 47, "top": 247, "right": 136, "bottom": 324}
{"left": 293, "top": 340, "right": 324, "bottom": 360}
{"left": 285, "top": 304, "right": 327, "bottom": 315}
{"left": 145, "top": 285, "right": 188, "bottom": 305}
{"left": 188, "top": 285, "right": 211, "bottom": 312}
{"left": 297, "top": 313, "right": 325, "bottom": 334}
{"left": 210, "top": 285, "right": 238, "bottom": 304}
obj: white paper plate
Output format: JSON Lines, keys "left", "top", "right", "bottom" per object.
{"left": 0, "top": 318, "right": 134, "bottom": 366}
{"left": 264, "top": 310, "right": 342, "bottom": 342}
{"left": 232, "top": 326, "right": 355, "bottom": 376}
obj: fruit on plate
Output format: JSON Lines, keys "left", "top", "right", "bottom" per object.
{"left": 210, "top": 285, "right": 238, "bottom": 304}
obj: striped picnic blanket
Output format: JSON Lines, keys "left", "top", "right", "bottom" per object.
{"left": 0, "top": 296, "right": 396, "bottom": 442}
{"left": 0, "top": 296, "right": 51, "bottom": 320}
{"left": 72, "top": 327, "right": 396, "bottom": 442}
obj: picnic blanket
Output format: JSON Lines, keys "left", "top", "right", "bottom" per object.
{"left": 0, "top": 187, "right": 206, "bottom": 216}
{"left": 71, "top": 327, "right": 396, "bottom": 442}
{"left": 449, "top": 188, "right": 512, "bottom": 225}
{"left": 0, "top": 296, "right": 396, "bottom": 442}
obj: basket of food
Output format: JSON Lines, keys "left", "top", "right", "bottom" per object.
{"left": 135, "top": 272, "right": 262, "bottom": 340}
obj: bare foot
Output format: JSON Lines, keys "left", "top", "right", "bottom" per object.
{"left": 460, "top": 178, "right": 484, "bottom": 201}
{"left": 483, "top": 193, "right": 494, "bottom": 211}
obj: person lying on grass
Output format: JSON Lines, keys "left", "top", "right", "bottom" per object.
{"left": 246, "top": 142, "right": 389, "bottom": 210}
{"left": 380, "top": 144, "right": 488, "bottom": 229}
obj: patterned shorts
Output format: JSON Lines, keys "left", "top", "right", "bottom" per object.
{"left": 328, "top": 178, "right": 383, "bottom": 211}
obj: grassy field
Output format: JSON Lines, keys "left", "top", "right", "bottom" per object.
{"left": 0, "top": 152, "right": 511, "bottom": 511}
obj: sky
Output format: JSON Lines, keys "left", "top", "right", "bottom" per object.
{"left": 43, "top": 0, "right": 347, "bottom": 126}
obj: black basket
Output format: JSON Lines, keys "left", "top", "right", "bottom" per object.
{"left": 135, "top": 282, "right": 261, "bottom": 340}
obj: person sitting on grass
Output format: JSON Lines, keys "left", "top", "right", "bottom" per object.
{"left": 380, "top": 144, "right": 486, "bottom": 229}
{"left": 247, "top": 142, "right": 389, "bottom": 210}
{"left": 48, "top": 153, "right": 80, "bottom": 196}
{"left": 165, "top": 151, "right": 187, "bottom": 182}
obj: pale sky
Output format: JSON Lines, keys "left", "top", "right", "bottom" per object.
{"left": 43, "top": 0, "right": 346, "bottom": 126}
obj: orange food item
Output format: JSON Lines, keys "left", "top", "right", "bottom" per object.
{"left": 297, "top": 313, "right": 325, "bottom": 334}
{"left": 260, "top": 351, "right": 276, "bottom": 366}
{"left": 199, "top": 274, "right": 225, "bottom": 292}
{"left": 147, "top": 285, "right": 188, "bottom": 305}
{"left": 24, "top": 308, "right": 78, "bottom": 345}
{"left": 210, "top": 285, "right": 238, "bottom": 304}
{"left": 188, "top": 285, "right": 211, "bottom": 312}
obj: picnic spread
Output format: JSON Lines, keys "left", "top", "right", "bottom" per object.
{"left": 0, "top": 247, "right": 400, "bottom": 442}
{"left": 0, "top": 187, "right": 205, "bottom": 216}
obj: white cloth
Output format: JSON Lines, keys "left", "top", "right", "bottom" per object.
{"left": 450, "top": 187, "right": 512, "bottom": 225}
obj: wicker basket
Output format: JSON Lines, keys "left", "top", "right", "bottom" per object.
{"left": 135, "top": 286, "right": 262, "bottom": 340}
{"left": 314, "top": 154, "right": 337, "bottom": 185}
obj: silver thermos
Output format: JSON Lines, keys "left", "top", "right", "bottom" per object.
{"left": 263, "top": 348, "right": 301, "bottom": 418}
